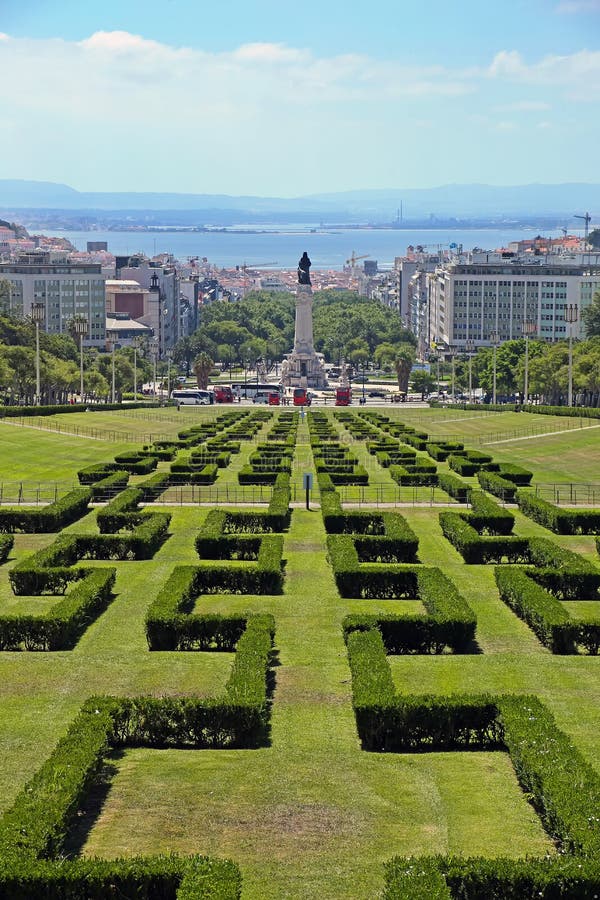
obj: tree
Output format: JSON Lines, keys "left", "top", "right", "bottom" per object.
{"left": 411, "top": 369, "right": 436, "bottom": 399}
{"left": 192, "top": 352, "right": 214, "bottom": 389}
{"left": 582, "top": 290, "right": 600, "bottom": 338}
{"left": 394, "top": 345, "right": 416, "bottom": 393}
{"left": 588, "top": 229, "right": 600, "bottom": 250}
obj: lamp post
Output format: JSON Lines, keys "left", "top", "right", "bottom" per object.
{"left": 449, "top": 347, "right": 456, "bottom": 401}
{"left": 490, "top": 330, "right": 499, "bottom": 405}
{"left": 73, "top": 316, "right": 88, "bottom": 403}
{"left": 31, "top": 303, "right": 45, "bottom": 406}
{"left": 132, "top": 337, "right": 143, "bottom": 402}
{"left": 149, "top": 340, "right": 159, "bottom": 397}
{"left": 522, "top": 320, "right": 536, "bottom": 405}
{"left": 166, "top": 348, "right": 173, "bottom": 401}
{"left": 465, "top": 339, "right": 475, "bottom": 403}
{"left": 565, "top": 304, "right": 579, "bottom": 407}
{"left": 106, "top": 338, "right": 117, "bottom": 404}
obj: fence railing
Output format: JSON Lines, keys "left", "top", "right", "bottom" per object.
{"left": 533, "top": 483, "right": 600, "bottom": 506}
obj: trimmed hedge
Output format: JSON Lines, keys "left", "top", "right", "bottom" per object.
{"left": 468, "top": 492, "right": 515, "bottom": 535}
{"left": 0, "top": 607, "right": 274, "bottom": 888}
{"left": 89, "top": 470, "right": 129, "bottom": 500}
{"left": 0, "top": 534, "right": 14, "bottom": 563}
{"left": 517, "top": 490, "right": 600, "bottom": 534}
{"left": 477, "top": 469, "right": 518, "bottom": 501}
{"left": 342, "top": 566, "right": 475, "bottom": 654}
{"left": 439, "top": 511, "right": 529, "bottom": 564}
{"left": 0, "top": 567, "right": 116, "bottom": 651}
{"left": 0, "top": 488, "right": 92, "bottom": 534}
{"left": 437, "top": 471, "right": 471, "bottom": 502}
{"left": 495, "top": 566, "right": 578, "bottom": 654}
{"left": 347, "top": 630, "right": 600, "bottom": 860}
{"left": 146, "top": 560, "right": 283, "bottom": 651}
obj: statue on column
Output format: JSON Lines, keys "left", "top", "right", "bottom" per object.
{"left": 297, "top": 252, "right": 311, "bottom": 286}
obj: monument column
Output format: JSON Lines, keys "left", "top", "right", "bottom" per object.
{"left": 281, "top": 252, "right": 328, "bottom": 389}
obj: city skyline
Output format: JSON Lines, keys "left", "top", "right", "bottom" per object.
{"left": 1, "top": 0, "right": 599, "bottom": 195}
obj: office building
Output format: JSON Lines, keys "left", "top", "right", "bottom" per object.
{"left": 0, "top": 251, "right": 106, "bottom": 345}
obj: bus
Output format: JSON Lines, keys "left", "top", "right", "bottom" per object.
{"left": 335, "top": 386, "right": 352, "bottom": 406}
{"left": 230, "top": 382, "right": 283, "bottom": 401}
{"left": 213, "top": 385, "right": 234, "bottom": 403}
{"left": 293, "top": 387, "right": 312, "bottom": 406}
{"left": 171, "top": 389, "right": 214, "bottom": 405}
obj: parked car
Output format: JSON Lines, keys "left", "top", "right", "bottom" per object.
{"left": 368, "top": 390, "right": 387, "bottom": 398}
{"left": 252, "top": 392, "right": 271, "bottom": 404}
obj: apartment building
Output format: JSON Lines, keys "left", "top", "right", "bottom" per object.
{"left": 116, "top": 258, "right": 180, "bottom": 357}
{"left": 427, "top": 252, "right": 600, "bottom": 349}
{"left": 0, "top": 251, "right": 106, "bottom": 345}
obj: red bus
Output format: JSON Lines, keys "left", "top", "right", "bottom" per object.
{"left": 335, "top": 386, "right": 352, "bottom": 406}
{"left": 214, "top": 385, "right": 234, "bottom": 403}
{"left": 293, "top": 388, "right": 311, "bottom": 406}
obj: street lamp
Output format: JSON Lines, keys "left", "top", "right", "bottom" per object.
{"left": 73, "top": 316, "right": 88, "bottom": 403}
{"left": 448, "top": 347, "right": 456, "bottom": 401}
{"left": 106, "top": 338, "right": 117, "bottom": 404}
{"left": 465, "top": 339, "right": 475, "bottom": 403}
{"left": 490, "top": 330, "right": 499, "bottom": 405}
{"left": 166, "top": 348, "right": 174, "bottom": 401}
{"left": 565, "top": 304, "right": 579, "bottom": 407}
{"left": 521, "top": 321, "right": 536, "bottom": 405}
{"left": 31, "top": 303, "right": 45, "bottom": 406}
{"left": 132, "top": 336, "right": 144, "bottom": 402}
{"left": 149, "top": 339, "right": 159, "bottom": 397}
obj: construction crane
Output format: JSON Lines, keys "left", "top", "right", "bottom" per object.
{"left": 345, "top": 251, "right": 370, "bottom": 270}
{"left": 575, "top": 212, "right": 592, "bottom": 242}
{"left": 238, "top": 261, "right": 279, "bottom": 293}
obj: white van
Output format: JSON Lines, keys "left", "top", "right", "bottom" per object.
{"left": 171, "top": 389, "right": 214, "bottom": 405}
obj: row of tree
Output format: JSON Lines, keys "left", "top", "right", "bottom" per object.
{"left": 0, "top": 316, "right": 170, "bottom": 404}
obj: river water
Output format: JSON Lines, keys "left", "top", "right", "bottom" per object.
{"left": 44, "top": 226, "right": 564, "bottom": 270}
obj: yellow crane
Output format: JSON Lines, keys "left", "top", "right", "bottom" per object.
{"left": 345, "top": 251, "right": 370, "bottom": 269}
{"left": 239, "top": 261, "right": 279, "bottom": 293}
{"left": 345, "top": 252, "right": 371, "bottom": 289}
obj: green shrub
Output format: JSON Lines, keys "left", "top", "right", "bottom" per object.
{"left": 439, "top": 511, "right": 529, "bottom": 564}
{"left": 0, "top": 488, "right": 92, "bottom": 534}
{"left": 0, "top": 534, "right": 14, "bottom": 564}
{"left": 517, "top": 490, "right": 600, "bottom": 534}
{"left": 437, "top": 471, "right": 471, "bottom": 501}
{"left": 495, "top": 566, "right": 577, "bottom": 653}
{"left": 477, "top": 469, "right": 518, "bottom": 501}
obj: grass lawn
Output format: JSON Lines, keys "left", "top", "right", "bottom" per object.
{"left": 0, "top": 407, "right": 599, "bottom": 898}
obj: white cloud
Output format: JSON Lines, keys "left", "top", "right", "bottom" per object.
{"left": 488, "top": 48, "right": 600, "bottom": 86}
{"left": 494, "top": 121, "right": 518, "bottom": 132}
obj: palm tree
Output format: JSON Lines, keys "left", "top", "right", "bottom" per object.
{"left": 394, "top": 345, "right": 415, "bottom": 394}
{"left": 192, "top": 351, "right": 214, "bottom": 390}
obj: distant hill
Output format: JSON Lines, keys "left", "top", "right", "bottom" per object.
{"left": 0, "top": 179, "right": 598, "bottom": 220}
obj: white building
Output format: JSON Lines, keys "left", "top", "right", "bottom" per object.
{"left": 427, "top": 253, "right": 600, "bottom": 349}
{"left": 116, "top": 259, "right": 180, "bottom": 357}
{"left": 0, "top": 252, "right": 106, "bottom": 345}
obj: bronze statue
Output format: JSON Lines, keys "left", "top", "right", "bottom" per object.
{"left": 297, "top": 252, "right": 311, "bottom": 285}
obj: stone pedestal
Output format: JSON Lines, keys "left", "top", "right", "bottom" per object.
{"left": 281, "top": 284, "right": 328, "bottom": 389}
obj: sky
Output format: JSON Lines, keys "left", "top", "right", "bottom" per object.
{"left": 1, "top": 0, "right": 599, "bottom": 196}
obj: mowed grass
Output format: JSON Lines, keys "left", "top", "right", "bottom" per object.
{"left": 0, "top": 408, "right": 599, "bottom": 898}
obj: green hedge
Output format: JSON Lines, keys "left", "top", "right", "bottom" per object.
{"left": 468, "top": 492, "right": 515, "bottom": 535}
{"left": 527, "top": 536, "right": 600, "bottom": 598}
{"left": 146, "top": 560, "right": 283, "bottom": 651}
{"left": 437, "top": 471, "right": 471, "bottom": 502}
{"left": 342, "top": 566, "right": 475, "bottom": 654}
{"left": 389, "top": 465, "right": 438, "bottom": 487}
{"left": 0, "top": 534, "right": 14, "bottom": 563}
{"left": 0, "top": 488, "right": 92, "bottom": 534}
{"left": 495, "top": 566, "right": 578, "bottom": 653}
{"left": 89, "top": 470, "right": 129, "bottom": 500}
{"left": 439, "top": 511, "right": 529, "bottom": 564}
{"left": 517, "top": 490, "right": 600, "bottom": 534}
{"left": 477, "top": 469, "right": 518, "bottom": 501}
{"left": 0, "top": 568, "right": 116, "bottom": 651}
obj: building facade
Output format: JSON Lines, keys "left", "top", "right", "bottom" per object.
{"left": 0, "top": 252, "right": 106, "bottom": 345}
{"left": 427, "top": 253, "right": 600, "bottom": 349}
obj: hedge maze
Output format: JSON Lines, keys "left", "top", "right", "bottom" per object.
{"left": 0, "top": 405, "right": 599, "bottom": 897}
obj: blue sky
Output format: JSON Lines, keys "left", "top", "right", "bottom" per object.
{"left": 1, "top": 0, "right": 599, "bottom": 195}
